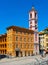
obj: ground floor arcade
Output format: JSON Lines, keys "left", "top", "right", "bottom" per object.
{"left": 15, "top": 50, "right": 34, "bottom": 57}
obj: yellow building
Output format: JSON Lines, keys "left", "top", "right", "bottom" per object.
{"left": 0, "top": 34, "right": 7, "bottom": 55}
{"left": 0, "top": 26, "right": 34, "bottom": 57}
{"left": 39, "top": 28, "right": 48, "bottom": 53}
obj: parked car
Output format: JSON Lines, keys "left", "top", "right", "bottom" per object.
{"left": 0, "top": 54, "right": 7, "bottom": 59}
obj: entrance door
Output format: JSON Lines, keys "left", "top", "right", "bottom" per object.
{"left": 16, "top": 51, "right": 19, "bottom": 57}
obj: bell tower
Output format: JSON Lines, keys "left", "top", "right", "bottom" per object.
{"left": 29, "top": 7, "right": 39, "bottom": 55}
{"left": 29, "top": 7, "right": 38, "bottom": 31}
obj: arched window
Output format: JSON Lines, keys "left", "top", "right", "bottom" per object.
{"left": 30, "top": 21, "right": 32, "bottom": 24}
{"left": 35, "top": 13, "right": 36, "bottom": 18}
{"left": 30, "top": 13, "right": 32, "bottom": 18}
{"left": 30, "top": 25, "right": 32, "bottom": 28}
{"left": 16, "top": 43, "right": 18, "bottom": 48}
{"left": 16, "top": 37, "right": 18, "bottom": 41}
{"left": 35, "top": 33, "right": 37, "bottom": 41}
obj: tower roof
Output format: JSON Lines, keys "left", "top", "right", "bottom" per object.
{"left": 32, "top": 7, "right": 35, "bottom": 10}
{"left": 29, "top": 6, "right": 37, "bottom": 13}
{"left": 39, "top": 27, "right": 48, "bottom": 35}
{"left": 0, "top": 33, "right": 7, "bottom": 38}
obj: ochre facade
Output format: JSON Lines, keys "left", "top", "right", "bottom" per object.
{"left": 39, "top": 28, "right": 48, "bottom": 53}
{"left": 0, "top": 26, "right": 34, "bottom": 57}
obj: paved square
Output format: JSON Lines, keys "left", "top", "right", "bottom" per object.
{"left": 0, "top": 55, "right": 48, "bottom": 65}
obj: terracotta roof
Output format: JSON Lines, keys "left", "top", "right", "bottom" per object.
{"left": 39, "top": 32, "right": 44, "bottom": 35}
{"left": 0, "top": 33, "right": 7, "bottom": 38}
{"left": 39, "top": 28, "right": 48, "bottom": 35}
{"left": 44, "top": 28, "right": 48, "bottom": 31}
{"left": 7, "top": 26, "right": 34, "bottom": 34}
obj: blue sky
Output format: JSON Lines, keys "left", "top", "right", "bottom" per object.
{"left": 0, "top": 0, "right": 48, "bottom": 34}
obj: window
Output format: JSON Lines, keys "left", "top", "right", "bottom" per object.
{"left": 2, "top": 44, "right": 4, "bottom": 48}
{"left": 5, "top": 50, "right": 6, "bottom": 54}
{"left": 28, "top": 44, "right": 30, "bottom": 48}
{"left": 20, "top": 37, "right": 22, "bottom": 41}
{"left": 24, "top": 38, "right": 26, "bottom": 42}
{"left": 24, "top": 43, "right": 26, "bottom": 48}
{"left": 20, "top": 44, "right": 22, "bottom": 48}
{"left": 30, "top": 13, "right": 32, "bottom": 18}
{"left": 3, "top": 50, "right": 4, "bottom": 54}
{"left": 3, "top": 39, "right": 4, "bottom": 42}
{"left": 8, "top": 44, "right": 12, "bottom": 48}
{"left": 16, "top": 37, "right": 18, "bottom": 41}
{"left": 0, "top": 39, "right": 2, "bottom": 42}
{"left": 24, "top": 32, "right": 26, "bottom": 35}
{"left": 35, "top": 13, "right": 36, "bottom": 18}
{"left": 35, "top": 21, "right": 37, "bottom": 24}
{"left": 46, "top": 38, "right": 48, "bottom": 42}
{"left": 28, "top": 44, "right": 29, "bottom": 48}
{"left": 16, "top": 30, "right": 18, "bottom": 33}
{"left": 35, "top": 25, "right": 37, "bottom": 29}
{"left": 16, "top": 43, "right": 18, "bottom": 48}
{"left": 28, "top": 38, "right": 30, "bottom": 42}
{"left": 30, "top": 21, "right": 32, "bottom": 24}
{"left": 30, "top": 25, "right": 32, "bottom": 28}
{"left": 35, "top": 33, "right": 37, "bottom": 41}
{"left": 8, "top": 36, "right": 12, "bottom": 41}
{"left": 31, "top": 44, "right": 32, "bottom": 48}
{"left": 47, "top": 48, "right": 48, "bottom": 50}
{"left": 5, "top": 38, "right": 6, "bottom": 41}
{"left": 5, "top": 44, "right": 6, "bottom": 47}
{"left": 31, "top": 37, "right": 32, "bottom": 42}
{"left": 47, "top": 43, "right": 48, "bottom": 47}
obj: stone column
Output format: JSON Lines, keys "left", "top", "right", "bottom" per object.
{"left": 26, "top": 51, "right": 28, "bottom": 56}
{"left": 19, "top": 52, "right": 21, "bottom": 57}
{"left": 30, "top": 51, "right": 32, "bottom": 56}
{"left": 22, "top": 51, "right": 25, "bottom": 57}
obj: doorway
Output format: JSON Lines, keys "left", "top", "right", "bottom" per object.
{"left": 16, "top": 51, "right": 19, "bottom": 57}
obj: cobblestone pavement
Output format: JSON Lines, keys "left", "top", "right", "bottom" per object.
{"left": 0, "top": 55, "right": 48, "bottom": 65}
